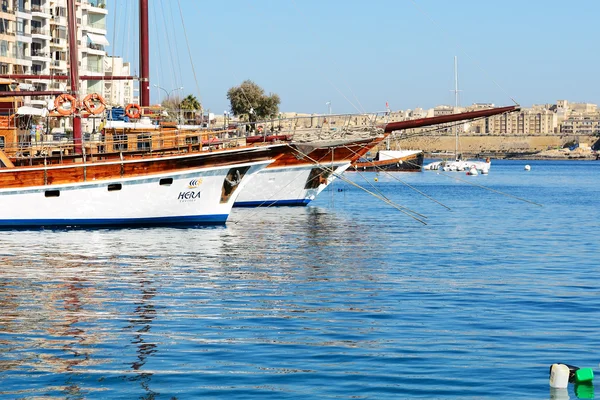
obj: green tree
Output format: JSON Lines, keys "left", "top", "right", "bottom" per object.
{"left": 180, "top": 94, "right": 202, "bottom": 123}
{"left": 227, "top": 80, "right": 280, "bottom": 131}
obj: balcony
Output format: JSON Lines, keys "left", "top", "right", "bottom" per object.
{"left": 83, "top": 0, "right": 108, "bottom": 14}
{"left": 50, "top": 59, "right": 67, "bottom": 70}
{"left": 31, "top": 27, "right": 51, "bottom": 38}
{"left": 83, "top": 42, "right": 105, "bottom": 56}
{"left": 50, "top": 37, "right": 67, "bottom": 47}
{"left": 15, "top": 4, "right": 31, "bottom": 13}
{"left": 15, "top": 50, "right": 31, "bottom": 61}
{"left": 1, "top": 3, "right": 14, "bottom": 13}
{"left": 31, "top": 50, "right": 51, "bottom": 61}
{"left": 31, "top": 5, "right": 51, "bottom": 18}
{"left": 51, "top": 15, "right": 67, "bottom": 25}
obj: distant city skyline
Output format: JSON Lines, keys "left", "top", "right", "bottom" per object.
{"left": 107, "top": 0, "right": 600, "bottom": 114}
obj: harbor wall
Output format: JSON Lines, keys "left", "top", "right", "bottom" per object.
{"left": 391, "top": 134, "right": 599, "bottom": 158}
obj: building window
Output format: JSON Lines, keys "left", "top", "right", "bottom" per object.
{"left": 16, "top": 19, "right": 24, "bottom": 36}
{"left": 16, "top": 42, "right": 25, "bottom": 59}
{"left": 0, "top": 41, "right": 7, "bottom": 57}
{"left": 0, "top": 19, "right": 10, "bottom": 35}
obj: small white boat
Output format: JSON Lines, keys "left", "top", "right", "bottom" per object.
{"left": 424, "top": 57, "right": 492, "bottom": 175}
{"left": 425, "top": 158, "right": 491, "bottom": 173}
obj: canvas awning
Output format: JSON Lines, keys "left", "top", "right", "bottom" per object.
{"left": 87, "top": 33, "right": 109, "bottom": 46}
{"left": 16, "top": 106, "right": 48, "bottom": 117}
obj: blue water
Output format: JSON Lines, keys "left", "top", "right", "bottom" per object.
{"left": 0, "top": 159, "right": 599, "bottom": 399}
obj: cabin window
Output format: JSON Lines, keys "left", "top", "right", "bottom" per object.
{"left": 113, "top": 133, "right": 128, "bottom": 151}
{"left": 159, "top": 178, "right": 173, "bottom": 186}
{"left": 45, "top": 190, "right": 60, "bottom": 198}
{"left": 107, "top": 183, "right": 122, "bottom": 191}
{"left": 137, "top": 133, "right": 151, "bottom": 150}
{"left": 185, "top": 136, "right": 199, "bottom": 145}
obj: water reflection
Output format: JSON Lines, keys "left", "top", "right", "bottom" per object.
{"left": 124, "top": 276, "right": 158, "bottom": 399}
{"left": 0, "top": 259, "right": 102, "bottom": 397}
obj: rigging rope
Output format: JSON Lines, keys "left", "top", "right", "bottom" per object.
{"left": 285, "top": 144, "right": 428, "bottom": 224}
{"left": 230, "top": 148, "right": 340, "bottom": 223}
{"left": 432, "top": 169, "right": 543, "bottom": 207}
{"left": 339, "top": 143, "right": 452, "bottom": 211}
{"left": 159, "top": 0, "right": 181, "bottom": 94}
{"left": 177, "top": 0, "right": 203, "bottom": 111}
{"left": 109, "top": 0, "right": 118, "bottom": 105}
{"left": 150, "top": 4, "right": 166, "bottom": 105}
{"left": 167, "top": 1, "right": 185, "bottom": 94}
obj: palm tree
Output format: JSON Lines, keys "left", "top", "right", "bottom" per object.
{"left": 180, "top": 95, "right": 202, "bottom": 124}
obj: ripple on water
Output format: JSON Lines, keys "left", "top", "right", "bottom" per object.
{"left": 1, "top": 161, "right": 599, "bottom": 399}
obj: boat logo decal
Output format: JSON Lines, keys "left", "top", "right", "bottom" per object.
{"left": 178, "top": 190, "right": 201, "bottom": 202}
{"left": 188, "top": 178, "right": 203, "bottom": 189}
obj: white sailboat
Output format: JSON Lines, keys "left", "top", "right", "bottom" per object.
{"left": 424, "top": 57, "right": 491, "bottom": 174}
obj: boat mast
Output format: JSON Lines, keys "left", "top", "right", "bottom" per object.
{"left": 67, "top": 0, "right": 82, "bottom": 154}
{"left": 453, "top": 56, "right": 459, "bottom": 161}
{"left": 139, "top": 0, "right": 150, "bottom": 107}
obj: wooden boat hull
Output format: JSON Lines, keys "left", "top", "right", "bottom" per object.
{"left": 351, "top": 150, "right": 424, "bottom": 172}
{"left": 0, "top": 146, "right": 278, "bottom": 228}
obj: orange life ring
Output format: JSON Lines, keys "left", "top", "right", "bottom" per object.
{"left": 54, "top": 94, "right": 78, "bottom": 116}
{"left": 125, "top": 103, "right": 142, "bottom": 119}
{"left": 82, "top": 93, "right": 106, "bottom": 115}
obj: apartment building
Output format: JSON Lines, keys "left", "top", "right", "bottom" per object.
{"left": 1, "top": 0, "right": 133, "bottom": 108}
{"left": 466, "top": 105, "right": 557, "bottom": 135}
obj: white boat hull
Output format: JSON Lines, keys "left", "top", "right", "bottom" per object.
{"left": 0, "top": 160, "right": 270, "bottom": 227}
{"left": 234, "top": 162, "right": 350, "bottom": 207}
{"left": 424, "top": 159, "right": 491, "bottom": 172}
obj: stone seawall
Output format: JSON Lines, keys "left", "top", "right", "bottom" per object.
{"left": 391, "top": 134, "right": 599, "bottom": 158}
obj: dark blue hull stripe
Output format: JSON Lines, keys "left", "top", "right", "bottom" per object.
{"left": 233, "top": 199, "right": 311, "bottom": 207}
{"left": 0, "top": 214, "right": 229, "bottom": 228}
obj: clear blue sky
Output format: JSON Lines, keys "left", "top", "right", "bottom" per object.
{"left": 106, "top": 0, "right": 600, "bottom": 115}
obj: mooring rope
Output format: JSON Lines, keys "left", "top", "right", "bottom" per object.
{"left": 285, "top": 145, "right": 428, "bottom": 224}
{"left": 340, "top": 143, "right": 452, "bottom": 211}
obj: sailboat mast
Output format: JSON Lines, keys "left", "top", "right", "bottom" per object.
{"left": 453, "top": 56, "right": 459, "bottom": 160}
{"left": 140, "top": 0, "right": 150, "bottom": 107}
{"left": 67, "top": 0, "right": 82, "bottom": 154}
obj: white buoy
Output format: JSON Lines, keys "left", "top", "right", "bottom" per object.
{"left": 481, "top": 167, "right": 489, "bottom": 175}
{"left": 524, "top": 165, "right": 531, "bottom": 171}
{"left": 549, "top": 364, "right": 570, "bottom": 389}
